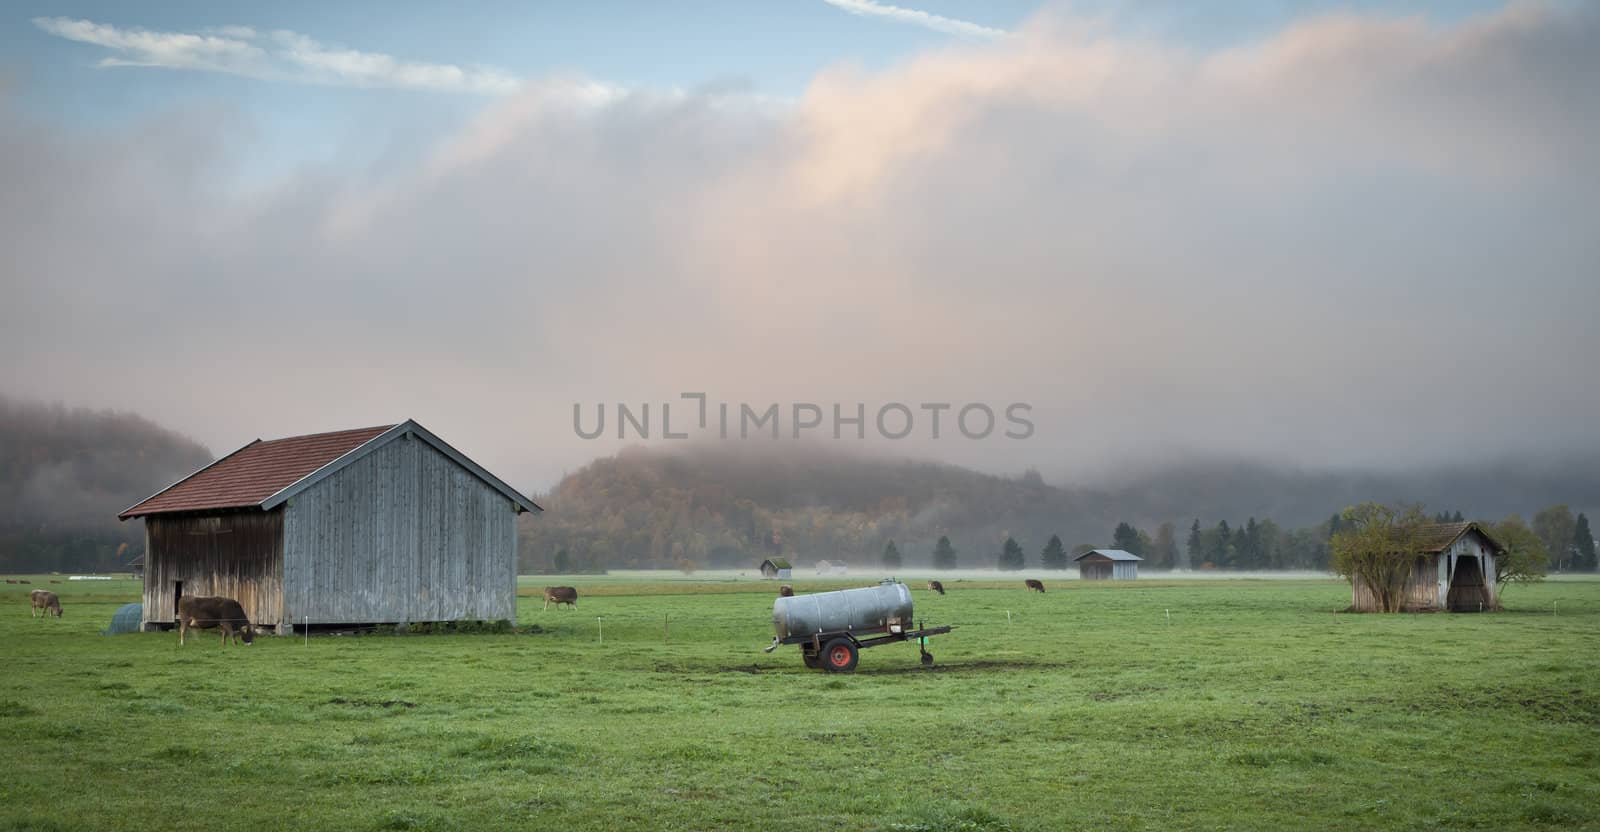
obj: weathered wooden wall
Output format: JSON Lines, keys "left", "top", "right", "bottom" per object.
{"left": 141, "top": 511, "right": 284, "bottom": 630}
{"left": 1079, "top": 561, "right": 1109, "bottom": 580}
{"left": 1352, "top": 556, "right": 1445, "bottom": 611}
{"left": 281, "top": 433, "right": 517, "bottom": 626}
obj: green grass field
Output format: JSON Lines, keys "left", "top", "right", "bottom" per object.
{"left": 2, "top": 575, "right": 1598, "bottom": 831}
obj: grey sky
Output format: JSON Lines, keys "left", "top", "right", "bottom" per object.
{"left": 3, "top": 2, "right": 1596, "bottom": 491}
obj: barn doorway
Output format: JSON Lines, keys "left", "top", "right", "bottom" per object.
{"left": 1446, "top": 556, "right": 1489, "bottom": 612}
{"left": 173, "top": 580, "right": 184, "bottom": 624}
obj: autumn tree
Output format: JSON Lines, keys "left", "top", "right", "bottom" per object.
{"left": 1331, "top": 503, "right": 1428, "bottom": 612}
{"left": 1150, "top": 522, "right": 1178, "bottom": 570}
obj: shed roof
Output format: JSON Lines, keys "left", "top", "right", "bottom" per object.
{"left": 762, "top": 558, "right": 792, "bottom": 569}
{"left": 119, "top": 420, "right": 541, "bottom": 518}
{"left": 1075, "top": 549, "right": 1143, "bottom": 562}
{"left": 1406, "top": 521, "right": 1503, "bottom": 554}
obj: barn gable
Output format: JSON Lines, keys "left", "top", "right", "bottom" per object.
{"left": 280, "top": 432, "right": 520, "bottom": 625}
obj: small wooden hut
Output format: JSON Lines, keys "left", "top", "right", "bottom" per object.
{"left": 1350, "top": 521, "right": 1503, "bottom": 612}
{"left": 760, "top": 558, "right": 792, "bottom": 579}
{"left": 118, "top": 420, "right": 540, "bottom": 633}
{"left": 1075, "top": 549, "right": 1142, "bottom": 580}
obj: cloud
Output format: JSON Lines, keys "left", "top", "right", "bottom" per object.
{"left": 820, "top": 0, "right": 1006, "bottom": 39}
{"left": 5, "top": 3, "right": 1598, "bottom": 490}
{"left": 33, "top": 17, "right": 518, "bottom": 95}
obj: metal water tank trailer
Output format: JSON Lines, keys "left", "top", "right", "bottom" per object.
{"left": 764, "top": 579, "right": 954, "bottom": 671}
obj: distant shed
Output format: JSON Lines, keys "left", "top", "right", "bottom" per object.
{"left": 760, "top": 558, "right": 792, "bottom": 580}
{"left": 1075, "top": 549, "right": 1142, "bottom": 581}
{"left": 1350, "top": 521, "right": 1502, "bottom": 612}
{"left": 118, "top": 420, "right": 540, "bottom": 633}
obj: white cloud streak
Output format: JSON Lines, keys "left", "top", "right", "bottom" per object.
{"left": 820, "top": 0, "right": 1006, "bottom": 39}
{"left": 33, "top": 17, "right": 518, "bottom": 95}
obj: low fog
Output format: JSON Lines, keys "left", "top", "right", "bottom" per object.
{"left": 3, "top": 3, "right": 1597, "bottom": 491}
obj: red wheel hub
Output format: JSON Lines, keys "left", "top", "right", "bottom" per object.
{"left": 829, "top": 646, "right": 851, "bottom": 666}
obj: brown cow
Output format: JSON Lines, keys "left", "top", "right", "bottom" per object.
{"left": 30, "top": 590, "right": 62, "bottom": 618}
{"left": 542, "top": 586, "right": 578, "bottom": 610}
{"left": 49, "top": 580, "right": 61, "bottom": 584}
{"left": 3, "top": 579, "right": 15, "bottom": 584}
{"left": 927, "top": 580, "right": 946, "bottom": 595}
{"left": 17, "top": 579, "right": 29, "bottom": 584}
{"left": 176, "top": 596, "right": 253, "bottom": 646}
{"left": 1025, "top": 579, "right": 1045, "bottom": 593}
{"left": 778, "top": 585, "right": 794, "bottom": 597}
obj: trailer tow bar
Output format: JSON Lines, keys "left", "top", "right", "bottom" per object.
{"left": 918, "top": 619, "right": 934, "bottom": 667}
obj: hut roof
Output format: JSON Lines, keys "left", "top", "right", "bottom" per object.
{"left": 762, "top": 558, "right": 792, "bottom": 569}
{"left": 1074, "top": 549, "right": 1143, "bottom": 562}
{"left": 119, "top": 420, "right": 541, "bottom": 519}
{"left": 126, "top": 553, "right": 145, "bottom": 567}
{"left": 1405, "top": 521, "right": 1504, "bottom": 554}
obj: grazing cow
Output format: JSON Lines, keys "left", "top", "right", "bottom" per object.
{"left": 17, "top": 579, "right": 29, "bottom": 584}
{"left": 778, "top": 585, "right": 794, "bottom": 597}
{"left": 176, "top": 596, "right": 253, "bottom": 646}
{"left": 927, "top": 580, "right": 946, "bottom": 595}
{"left": 542, "top": 586, "right": 579, "bottom": 611}
{"left": 4, "top": 579, "right": 15, "bottom": 584}
{"left": 30, "top": 590, "right": 62, "bottom": 618}
{"left": 49, "top": 580, "right": 61, "bottom": 584}
{"left": 1025, "top": 579, "right": 1046, "bottom": 593}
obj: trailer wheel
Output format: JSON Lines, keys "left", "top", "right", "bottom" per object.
{"left": 821, "top": 638, "right": 859, "bottom": 673}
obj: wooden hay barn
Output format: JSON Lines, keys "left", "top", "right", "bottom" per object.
{"left": 118, "top": 420, "right": 540, "bottom": 633}
{"left": 760, "top": 558, "right": 792, "bottom": 579}
{"left": 1350, "top": 521, "right": 1502, "bottom": 612}
{"left": 1075, "top": 549, "right": 1142, "bottom": 580}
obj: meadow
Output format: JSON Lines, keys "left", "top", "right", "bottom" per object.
{"left": 1, "top": 574, "right": 1598, "bottom": 831}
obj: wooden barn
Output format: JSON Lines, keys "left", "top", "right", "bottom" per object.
{"left": 760, "top": 558, "right": 792, "bottom": 579}
{"left": 118, "top": 420, "right": 540, "bottom": 633}
{"left": 1350, "top": 521, "right": 1503, "bottom": 612}
{"left": 1075, "top": 549, "right": 1142, "bottom": 580}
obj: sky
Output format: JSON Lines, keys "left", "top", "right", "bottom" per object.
{"left": 2, "top": 0, "right": 1596, "bottom": 492}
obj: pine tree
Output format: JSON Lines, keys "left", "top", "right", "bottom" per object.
{"left": 1574, "top": 513, "right": 1597, "bottom": 572}
{"left": 882, "top": 539, "right": 902, "bottom": 569}
{"left": 1041, "top": 534, "right": 1068, "bottom": 570}
{"left": 1186, "top": 519, "right": 1202, "bottom": 570}
{"left": 1452, "top": 510, "right": 1464, "bottom": 523}
{"left": 1327, "top": 513, "right": 1343, "bottom": 540}
{"left": 1112, "top": 522, "right": 1144, "bottom": 555}
{"left": 1240, "top": 517, "right": 1261, "bottom": 569}
{"left": 1213, "top": 520, "right": 1232, "bottom": 569}
{"left": 997, "top": 536, "right": 1026, "bottom": 570}
{"left": 932, "top": 535, "right": 958, "bottom": 570}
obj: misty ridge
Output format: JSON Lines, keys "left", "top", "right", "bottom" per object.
{"left": 2, "top": 391, "right": 1595, "bottom": 575}
{"left": 0, "top": 393, "right": 212, "bottom": 572}
{"left": 516, "top": 439, "right": 1600, "bottom": 574}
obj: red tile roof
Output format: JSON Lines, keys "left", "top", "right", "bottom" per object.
{"left": 119, "top": 425, "right": 394, "bottom": 518}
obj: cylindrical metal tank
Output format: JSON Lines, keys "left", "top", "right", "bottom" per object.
{"left": 773, "top": 579, "right": 914, "bottom": 640}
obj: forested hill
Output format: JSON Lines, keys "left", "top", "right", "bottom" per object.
{"left": 0, "top": 394, "right": 212, "bottom": 572}
{"left": 517, "top": 443, "right": 1600, "bottom": 573}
